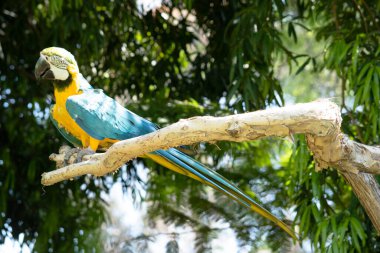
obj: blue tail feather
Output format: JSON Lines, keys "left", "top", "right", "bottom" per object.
{"left": 168, "top": 148, "right": 259, "bottom": 204}
{"left": 155, "top": 149, "right": 251, "bottom": 208}
{"left": 153, "top": 148, "right": 297, "bottom": 240}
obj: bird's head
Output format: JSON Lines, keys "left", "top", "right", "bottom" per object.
{"left": 35, "top": 47, "right": 78, "bottom": 82}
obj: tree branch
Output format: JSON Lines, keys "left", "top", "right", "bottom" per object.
{"left": 41, "top": 99, "right": 380, "bottom": 233}
{"left": 341, "top": 172, "right": 380, "bottom": 232}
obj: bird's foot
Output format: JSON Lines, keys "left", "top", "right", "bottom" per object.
{"left": 75, "top": 148, "right": 95, "bottom": 163}
{"left": 61, "top": 147, "right": 96, "bottom": 166}
{"left": 63, "top": 147, "right": 81, "bottom": 166}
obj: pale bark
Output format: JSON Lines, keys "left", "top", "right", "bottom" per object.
{"left": 341, "top": 172, "right": 380, "bottom": 232}
{"left": 41, "top": 99, "right": 380, "bottom": 232}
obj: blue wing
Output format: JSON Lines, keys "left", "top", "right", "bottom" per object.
{"left": 66, "top": 89, "right": 157, "bottom": 141}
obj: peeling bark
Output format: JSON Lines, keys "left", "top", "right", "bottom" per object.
{"left": 41, "top": 99, "right": 380, "bottom": 233}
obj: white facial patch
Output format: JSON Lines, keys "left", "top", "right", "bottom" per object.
{"left": 50, "top": 64, "right": 69, "bottom": 80}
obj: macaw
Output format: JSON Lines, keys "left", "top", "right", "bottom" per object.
{"left": 35, "top": 47, "right": 296, "bottom": 239}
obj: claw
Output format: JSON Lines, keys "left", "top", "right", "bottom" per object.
{"left": 75, "top": 148, "right": 95, "bottom": 163}
{"left": 63, "top": 147, "right": 81, "bottom": 166}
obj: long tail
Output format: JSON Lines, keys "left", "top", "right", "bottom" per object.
{"left": 146, "top": 148, "right": 297, "bottom": 240}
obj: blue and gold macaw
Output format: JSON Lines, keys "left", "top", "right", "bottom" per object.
{"left": 35, "top": 47, "right": 296, "bottom": 239}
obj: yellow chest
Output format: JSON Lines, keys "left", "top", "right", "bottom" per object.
{"left": 52, "top": 102, "right": 86, "bottom": 140}
{"left": 51, "top": 80, "right": 117, "bottom": 150}
{"left": 52, "top": 81, "right": 88, "bottom": 144}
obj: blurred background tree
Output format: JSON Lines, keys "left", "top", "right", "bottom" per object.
{"left": 0, "top": 0, "right": 379, "bottom": 252}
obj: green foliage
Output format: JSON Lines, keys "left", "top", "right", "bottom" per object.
{"left": 289, "top": 136, "right": 368, "bottom": 252}
{"left": 309, "top": 0, "right": 380, "bottom": 144}
{"left": 1, "top": 0, "right": 380, "bottom": 252}
{"left": 225, "top": 1, "right": 287, "bottom": 110}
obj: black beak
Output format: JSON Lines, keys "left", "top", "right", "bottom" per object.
{"left": 35, "top": 56, "right": 55, "bottom": 80}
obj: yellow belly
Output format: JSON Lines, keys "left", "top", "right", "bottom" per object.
{"left": 52, "top": 102, "right": 117, "bottom": 150}
{"left": 52, "top": 104, "right": 88, "bottom": 142}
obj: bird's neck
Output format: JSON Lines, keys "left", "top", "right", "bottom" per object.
{"left": 53, "top": 73, "right": 80, "bottom": 105}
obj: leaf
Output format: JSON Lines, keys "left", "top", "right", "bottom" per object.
{"left": 314, "top": 224, "right": 321, "bottom": 249}
{"left": 320, "top": 220, "right": 329, "bottom": 249}
{"left": 350, "top": 217, "right": 366, "bottom": 241}
{"left": 300, "top": 205, "right": 311, "bottom": 236}
{"left": 288, "top": 22, "right": 297, "bottom": 43}
{"left": 338, "top": 217, "right": 350, "bottom": 239}
{"left": 325, "top": 46, "right": 336, "bottom": 68}
{"left": 372, "top": 109, "right": 378, "bottom": 138}
{"left": 375, "top": 45, "right": 380, "bottom": 57}
{"left": 311, "top": 171, "right": 321, "bottom": 198}
{"left": 363, "top": 66, "right": 374, "bottom": 105}
{"left": 311, "top": 204, "right": 321, "bottom": 222}
{"left": 226, "top": 81, "right": 240, "bottom": 102}
{"left": 245, "top": 82, "right": 256, "bottom": 109}
{"left": 330, "top": 216, "right": 337, "bottom": 233}
{"left": 229, "top": 58, "right": 236, "bottom": 82}
{"left": 238, "top": 55, "right": 244, "bottom": 76}
{"left": 353, "top": 85, "right": 364, "bottom": 109}
{"left": 373, "top": 69, "right": 380, "bottom": 107}
{"left": 335, "top": 41, "right": 351, "bottom": 67}
{"left": 295, "top": 57, "right": 311, "bottom": 75}
{"left": 294, "top": 22, "right": 311, "bottom": 31}
{"left": 357, "top": 63, "right": 371, "bottom": 83}
{"left": 326, "top": 40, "right": 350, "bottom": 69}
{"left": 351, "top": 37, "right": 360, "bottom": 74}
{"left": 331, "top": 241, "right": 339, "bottom": 253}
{"left": 351, "top": 226, "right": 361, "bottom": 252}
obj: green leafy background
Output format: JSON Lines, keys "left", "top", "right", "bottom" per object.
{"left": 0, "top": 0, "right": 379, "bottom": 252}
